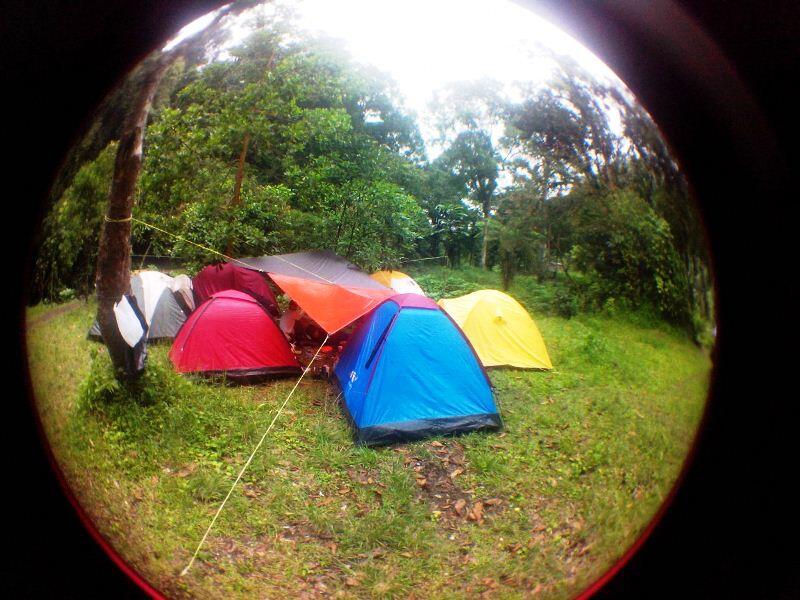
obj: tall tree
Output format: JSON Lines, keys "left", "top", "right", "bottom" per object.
{"left": 438, "top": 131, "right": 500, "bottom": 268}
{"left": 95, "top": 2, "right": 253, "bottom": 379}
{"left": 430, "top": 80, "right": 506, "bottom": 269}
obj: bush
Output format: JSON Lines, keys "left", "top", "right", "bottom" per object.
{"left": 58, "top": 288, "right": 76, "bottom": 302}
{"left": 78, "top": 347, "right": 184, "bottom": 412}
{"left": 569, "top": 188, "right": 692, "bottom": 327}
{"left": 691, "top": 310, "right": 716, "bottom": 349}
{"left": 413, "top": 268, "right": 486, "bottom": 301}
{"left": 553, "top": 288, "right": 579, "bottom": 318}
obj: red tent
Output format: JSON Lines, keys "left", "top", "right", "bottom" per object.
{"left": 237, "top": 251, "right": 395, "bottom": 334}
{"left": 169, "top": 290, "right": 301, "bottom": 381}
{"left": 193, "top": 262, "right": 279, "bottom": 316}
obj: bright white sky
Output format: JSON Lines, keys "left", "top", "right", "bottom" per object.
{"left": 291, "top": 0, "right": 619, "bottom": 108}
{"left": 165, "top": 0, "right": 628, "bottom": 157}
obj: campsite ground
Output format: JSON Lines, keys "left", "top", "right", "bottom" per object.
{"left": 25, "top": 267, "right": 711, "bottom": 599}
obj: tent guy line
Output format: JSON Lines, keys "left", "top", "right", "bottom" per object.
{"left": 271, "top": 254, "right": 336, "bottom": 285}
{"left": 131, "top": 216, "right": 444, "bottom": 277}
{"left": 180, "top": 333, "right": 330, "bottom": 577}
{"left": 130, "top": 216, "right": 252, "bottom": 269}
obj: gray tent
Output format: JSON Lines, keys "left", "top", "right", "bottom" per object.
{"left": 89, "top": 271, "right": 188, "bottom": 342}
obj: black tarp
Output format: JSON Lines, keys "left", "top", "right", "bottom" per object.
{"left": 237, "top": 250, "right": 388, "bottom": 290}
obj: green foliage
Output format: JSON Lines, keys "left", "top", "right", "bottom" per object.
{"left": 33, "top": 143, "right": 117, "bottom": 301}
{"left": 33, "top": 16, "right": 712, "bottom": 341}
{"left": 568, "top": 188, "right": 692, "bottom": 325}
{"left": 78, "top": 346, "right": 182, "bottom": 411}
{"left": 553, "top": 287, "right": 579, "bottom": 318}
{"left": 134, "top": 28, "right": 430, "bottom": 272}
{"left": 413, "top": 267, "right": 491, "bottom": 300}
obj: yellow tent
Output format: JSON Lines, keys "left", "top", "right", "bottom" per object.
{"left": 370, "top": 270, "right": 426, "bottom": 296}
{"left": 438, "top": 290, "right": 552, "bottom": 369}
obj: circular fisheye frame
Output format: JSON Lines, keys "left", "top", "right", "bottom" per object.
{"left": 24, "top": 0, "right": 732, "bottom": 597}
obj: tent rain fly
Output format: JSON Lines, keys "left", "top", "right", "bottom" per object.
{"left": 237, "top": 251, "right": 394, "bottom": 334}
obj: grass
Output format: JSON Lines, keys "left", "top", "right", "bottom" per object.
{"left": 25, "top": 268, "right": 711, "bottom": 599}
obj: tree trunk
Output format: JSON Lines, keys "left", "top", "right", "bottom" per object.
{"left": 94, "top": 3, "right": 248, "bottom": 381}
{"left": 95, "top": 58, "right": 170, "bottom": 378}
{"left": 481, "top": 214, "right": 489, "bottom": 269}
{"left": 226, "top": 131, "right": 251, "bottom": 255}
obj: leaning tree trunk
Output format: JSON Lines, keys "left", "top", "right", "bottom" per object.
{"left": 95, "top": 57, "right": 171, "bottom": 378}
{"left": 94, "top": 3, "right": 248, "bottom": 380}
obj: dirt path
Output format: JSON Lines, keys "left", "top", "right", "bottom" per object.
{"left": 25, "top": 300, "right": 83, "bottom": 328}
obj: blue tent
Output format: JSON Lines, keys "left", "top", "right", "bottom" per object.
{"left": 334, "top": 294, "right": 503, "bottom": 445}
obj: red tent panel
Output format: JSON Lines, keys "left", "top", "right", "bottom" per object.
{"left": 269, "top": 273, "right": 395, "bottom": 334}
{"left": 193, "top": 263, "right": 278, "bottom": 315}
{"left": 170, "top": 290, "right": 300, "bottom": 378}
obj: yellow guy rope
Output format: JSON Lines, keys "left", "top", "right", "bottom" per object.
{"left": 132, "top": 216, "right": 338, "bottom": 286}
{"left": 180, "top": 334, "right": 330, "bottom": 577}
{"left": 130, "top": 216, "right": 253, "bottom": 269}
{"left": 131, "top": 216, "right": 336, "bottom": 285}
{"left": 127, "top": 216, "right": 335, "bottom": 575}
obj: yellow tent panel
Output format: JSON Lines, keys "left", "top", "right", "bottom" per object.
{"left": 438, "top": 290, "right": 552, "bottom": 370}
{"left": 370, "top": 270, "right": 426, "bottom": 296}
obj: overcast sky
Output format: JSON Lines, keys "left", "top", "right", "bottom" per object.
{"left": 166, "top": 0, "right": 628, "bottom": 157}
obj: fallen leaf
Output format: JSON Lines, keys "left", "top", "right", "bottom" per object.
{"left": 449, "top": 468, "right": 464, "bottom": 479}
{"left": 484, "top": 498, "right": 502, "bottom": 506}
{"left": 468, "top": 501, "right": 484, "bottom": 522}
{"left": 430, "top": 441, "right": 444, "bottom": 447}
{"left": 345, "top": 577, "right": 358, "bottom": 587}
{"left": 416, "top": 478, "right": 427, "bottom": 487}
{"left": 454, "top": 499, "right": 467, "bottom": 516}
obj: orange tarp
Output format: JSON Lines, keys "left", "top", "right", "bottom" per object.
{"left": 269, "top": 273, "right": 395, "bottom": 334}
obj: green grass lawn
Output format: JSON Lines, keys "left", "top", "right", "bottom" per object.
{"left": 25, "top": 269, "right": 711, "bottom": 599}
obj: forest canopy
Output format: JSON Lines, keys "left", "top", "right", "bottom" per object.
{"left": 31, "top": 7, "right": 712, "bottom": 335}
